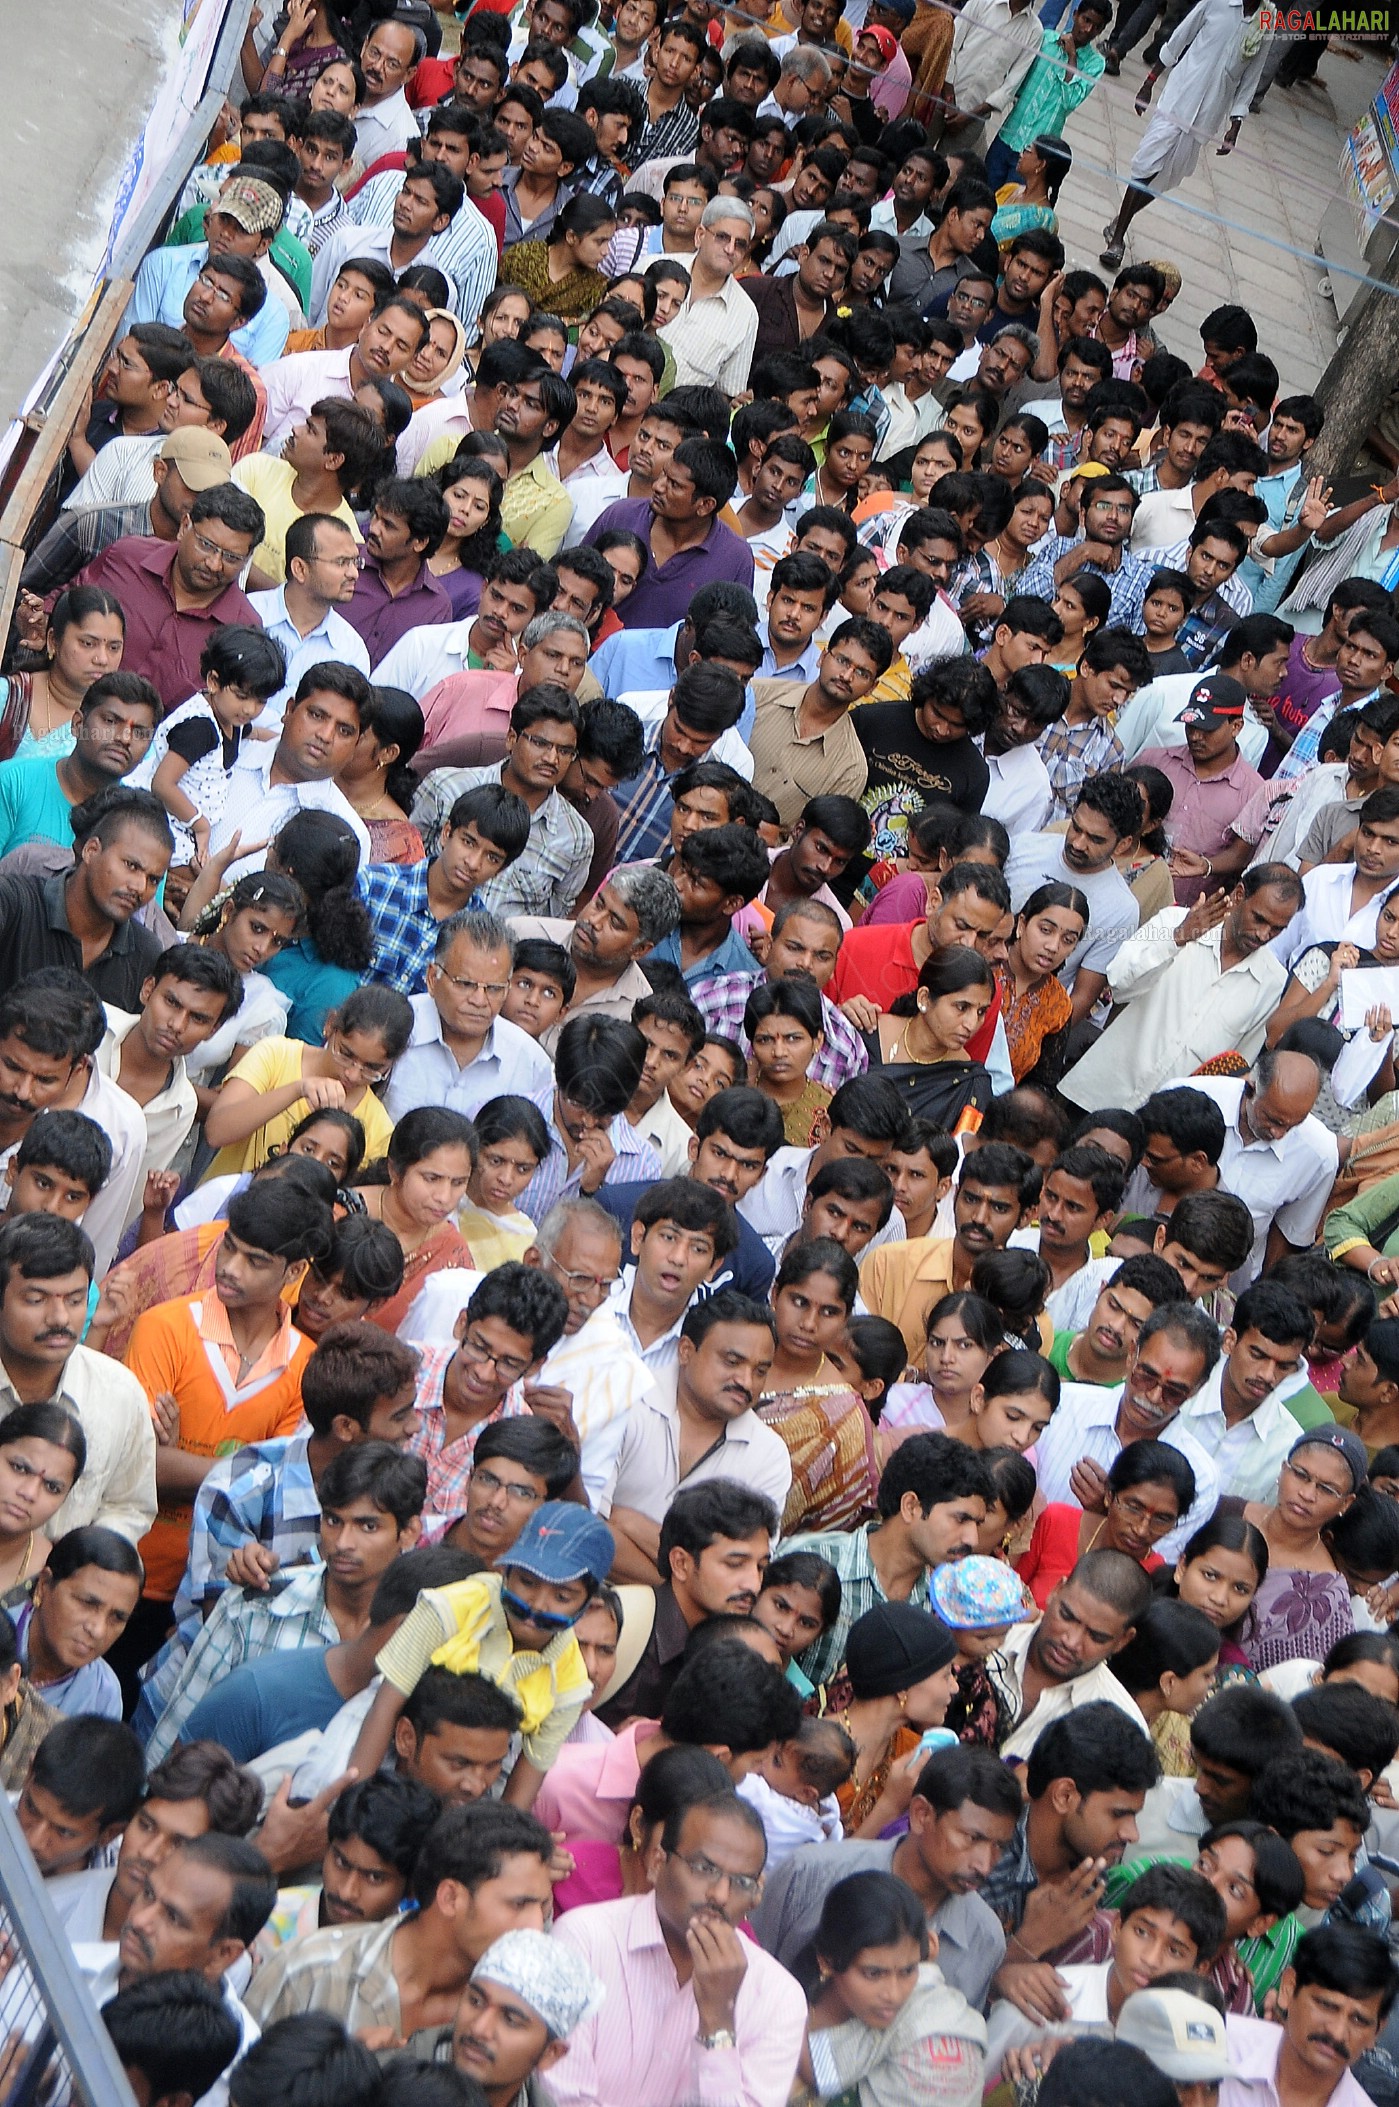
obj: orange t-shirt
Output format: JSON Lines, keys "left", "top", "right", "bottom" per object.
{"left": 125, "top": 1295, "right": 312, "bottom": 1601}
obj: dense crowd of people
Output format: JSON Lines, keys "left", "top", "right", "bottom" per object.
{"left": 6, "top": 0, "right": 1399, "bottom": 2101}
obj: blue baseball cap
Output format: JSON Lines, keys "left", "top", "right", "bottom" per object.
{"left": 505, "top": 1502, "right": 615, "bottom": 1587}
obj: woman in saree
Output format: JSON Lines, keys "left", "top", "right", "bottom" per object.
{"left": 758, "top": 1239, "right": 878, "bottom": 1534}
{"left": 351, "top": 1107, "right": 479, "bottom": 1336}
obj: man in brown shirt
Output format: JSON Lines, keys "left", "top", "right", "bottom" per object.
{"left": 748, "top": 615, "right": 892, "bottom": 826}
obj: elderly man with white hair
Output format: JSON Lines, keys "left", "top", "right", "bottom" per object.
{"left": 657, "top": 198, "right": 762, "bottom": 398}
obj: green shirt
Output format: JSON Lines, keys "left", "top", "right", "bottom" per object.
{"left": 1326, "top": 1171, "right": 1399, "bottom": 1263}
{"left": 996, "top": 29, "right": 1106, "bottom": 150}
{"left": 1281, "top": 1380, "right": 1334, "bottom": 1432}
{"left": 1048, "top": 1330, "right": 1119, "bottom": 1384}
{"left": 166, "top": 203, "right": 313, "bottom": 312}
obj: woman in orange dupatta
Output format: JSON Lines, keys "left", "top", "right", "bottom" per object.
{"left": 352, "top": 1109, "right": 478, "bottom": 1336}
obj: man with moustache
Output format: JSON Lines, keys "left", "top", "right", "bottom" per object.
{"left": 860, "top": 1143, "right": 1037, "bottom": 1362}
{"left": 606, "top": 1290, "right": 792, "bottom": 1579}
{"left": 0, "top": 1215, "right": 155, "bottom": 1546}
{"left": 408, "top": 1928, "right": 604, "bottom": 2106}
{"left": 1220, "top": 1925, "right": 1398, "bottom": 2107}
{"left": 76, "top": 1833, "right": 275, "bottom": 2077}
{"left": 1034, "top": 1304, "right": 1222, "bottom": 1562}
{"left": 259, "top": 293, "right": 430, "bottom": 448}
{"left": 550, "top": 1792, "right": 806, "bottom": 2107}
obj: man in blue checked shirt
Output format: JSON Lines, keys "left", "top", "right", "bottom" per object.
{"left": 1019, "top": 473, "right": 1155, "bottom": 634}
{"left": 519, "top": 1013, "right": 664, "bottom": 1222}
{"left": 358, "top": 782, "right": 530, "bottom": 996}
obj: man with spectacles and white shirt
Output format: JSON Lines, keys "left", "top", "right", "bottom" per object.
{"left": 383, "top": 908, "right": 552, "bottom": 1121}
{"left": 247, "top": 513, "right": 369, "bottom": 732}
{"left": 1033, "top": 1304, "right": 1222, "bottom": 1561}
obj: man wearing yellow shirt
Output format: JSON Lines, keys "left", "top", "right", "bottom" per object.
{"left": 233, "top": 399, "right": 380, "bottom": 586}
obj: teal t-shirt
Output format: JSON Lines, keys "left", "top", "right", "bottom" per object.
{"left": 263, "top": 938, "right": 358, "bottom": 1045}
{"left": 0, "top": 757, "right": 75, "bottom": 860}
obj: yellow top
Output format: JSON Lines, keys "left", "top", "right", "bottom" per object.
{"left": 376, "top": 1571, "right": 590, "bottom": 1770}
{"left": 232, "top": 453, "right": 361, "bottom": 585}
{"left": 207, "top": 1037, "right": 393, "bottom": 1179}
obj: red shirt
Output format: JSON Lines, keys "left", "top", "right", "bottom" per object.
{"left": 76, "top": 537, "right": 259, "bottom": 710}
{"left": 827, "top": 919, "right": 1001, "bottom": 1065}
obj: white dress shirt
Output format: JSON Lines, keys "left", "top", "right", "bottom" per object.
{"left": 990, "top": 1619, "right": 1149, "bottom": 1765}
{"left": 341, "top": 173, "right": 497, "bottom": 328}
{"left": 657, "top": 273, "right": 759, "bottom": 398}
{"left": 1157, "top": 1072, "right": 1338, "bottom": 1287}
{"left": 1031, "top": 1378, "right": 1221, "bottom": 1561}
{"left": 97, "top": 1010, "right": 198, "bottom": 1215}
{"left": 353, "top": 88, "right": 418, "bottom": 168}
{"left": 1117, "top": 665, "right": 1271, "bottom": 770}
{"left": 77, "top": 1945, "right": 257, "bottom": 2107}
{"left": 383, "top": 998, "right": 553, "bottom": 1123}
{"left": 258, "top": 347, "right": 355, "bottom": 450}
{"left": 0, "top": 1067, "right": 148, "bottom": 1278}
{"left": 373, "top": 616, "right": 483, "bottom": 701}
{"left": 604, "top": 1371, "right": 793, "bottom": 1524}
{"left": 616, "top": 686, "right": 754, "bottom": 780}
{"left": 1273, "top": 860, "right": 1390, "bottom": 971}
{"left": 246, "top": 586, "right": 371, "bottom": 726}
{"left": 982, "top": 742, "right": 1053, "bottom": 835}
{"left": 1177, "top": 1359, "right": 1302, "bottom": 1505}
{"left": 1059, "top": 910, "right": 1289, "bottom": 1112}
{"left": 738, "top": 1144, "right": 906, "bottom": 1260}
{"left": 212, "top": 742, "right": 371, "bottom": 880}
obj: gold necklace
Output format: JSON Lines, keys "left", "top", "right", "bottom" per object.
{"left": 889, "top": 1012, "right": 942, "bottom": 1066}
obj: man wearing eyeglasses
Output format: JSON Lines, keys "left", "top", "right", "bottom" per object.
{"left": 74, "top": 484, "right": 264, "bottom": 712}
{"left": 551, "top": 1792, "right": 806, "bottom": 2107}
{"left": 1033, "top": 1303, "right": 1222, "bottom": 1566}
{"left": 412, "top": 685, "right": 596, "bottom": 921}
{"left": 383, "top": 905, "right": 553, "bottom": 1121}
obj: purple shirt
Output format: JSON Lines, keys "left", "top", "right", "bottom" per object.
{"left": 344, "top": 556, "right": 453, "bottom": 668}
{"left": 1265, "top": 631, "right": 1342, "bottom": 773}
{"left": 584, "top": 497, "right": 755, "bottom": 630}
{"left": 76, "top": 537, "right": 259, "bottom": 710}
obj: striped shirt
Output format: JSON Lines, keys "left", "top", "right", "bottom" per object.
{"left": 688, "top": 968, "right": 869, "bottom": 1089}
{"left": 409, "top": 761, "right": 592, "bottom": 917}
{"left": 342, "top": 172, "right": 497, "bottom": 327}
{"left": 629, "top": 95, "right": 698, "bottom": 170}
{"left": 518, "top": 1088, "right": 662, "bottom": 1223}
{"left": 657, "top": 273, "right": 759, "bottom": 398}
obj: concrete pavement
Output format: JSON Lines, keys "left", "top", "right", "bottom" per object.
{"left": 1054, "top": 37, "right": 1389, "bottom": 393}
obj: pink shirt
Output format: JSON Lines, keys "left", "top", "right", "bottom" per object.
{"left": 417, "top": 669, "right": 519, "bottom": 755}
{"left": 1221, "top": 2014, "right": 1373, "bottom": 2107}
{"left": 551, "top": 1890, "right": 807, "bottom": 2107}
{"left": 1137, "top": 742, "right": 1265, "bottom": 905}
{"left": 533, "top": 1716, "right": 661, "bottom": 1846}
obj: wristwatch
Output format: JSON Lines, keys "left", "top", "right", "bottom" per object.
{"left": 697, "top": 2029, "right": 736, "bottom": 2052}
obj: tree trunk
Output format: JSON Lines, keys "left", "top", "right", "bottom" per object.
{"left": 1307, "top": 244, "right": 1399, "bottom": 483}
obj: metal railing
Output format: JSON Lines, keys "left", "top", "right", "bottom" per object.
{"left": 0, "top": 1791, "right": 136, "bottom": 2107}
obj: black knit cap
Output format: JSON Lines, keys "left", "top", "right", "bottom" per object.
{"left": 845, "top": 1601, "right": 958, "bottom": 1700}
